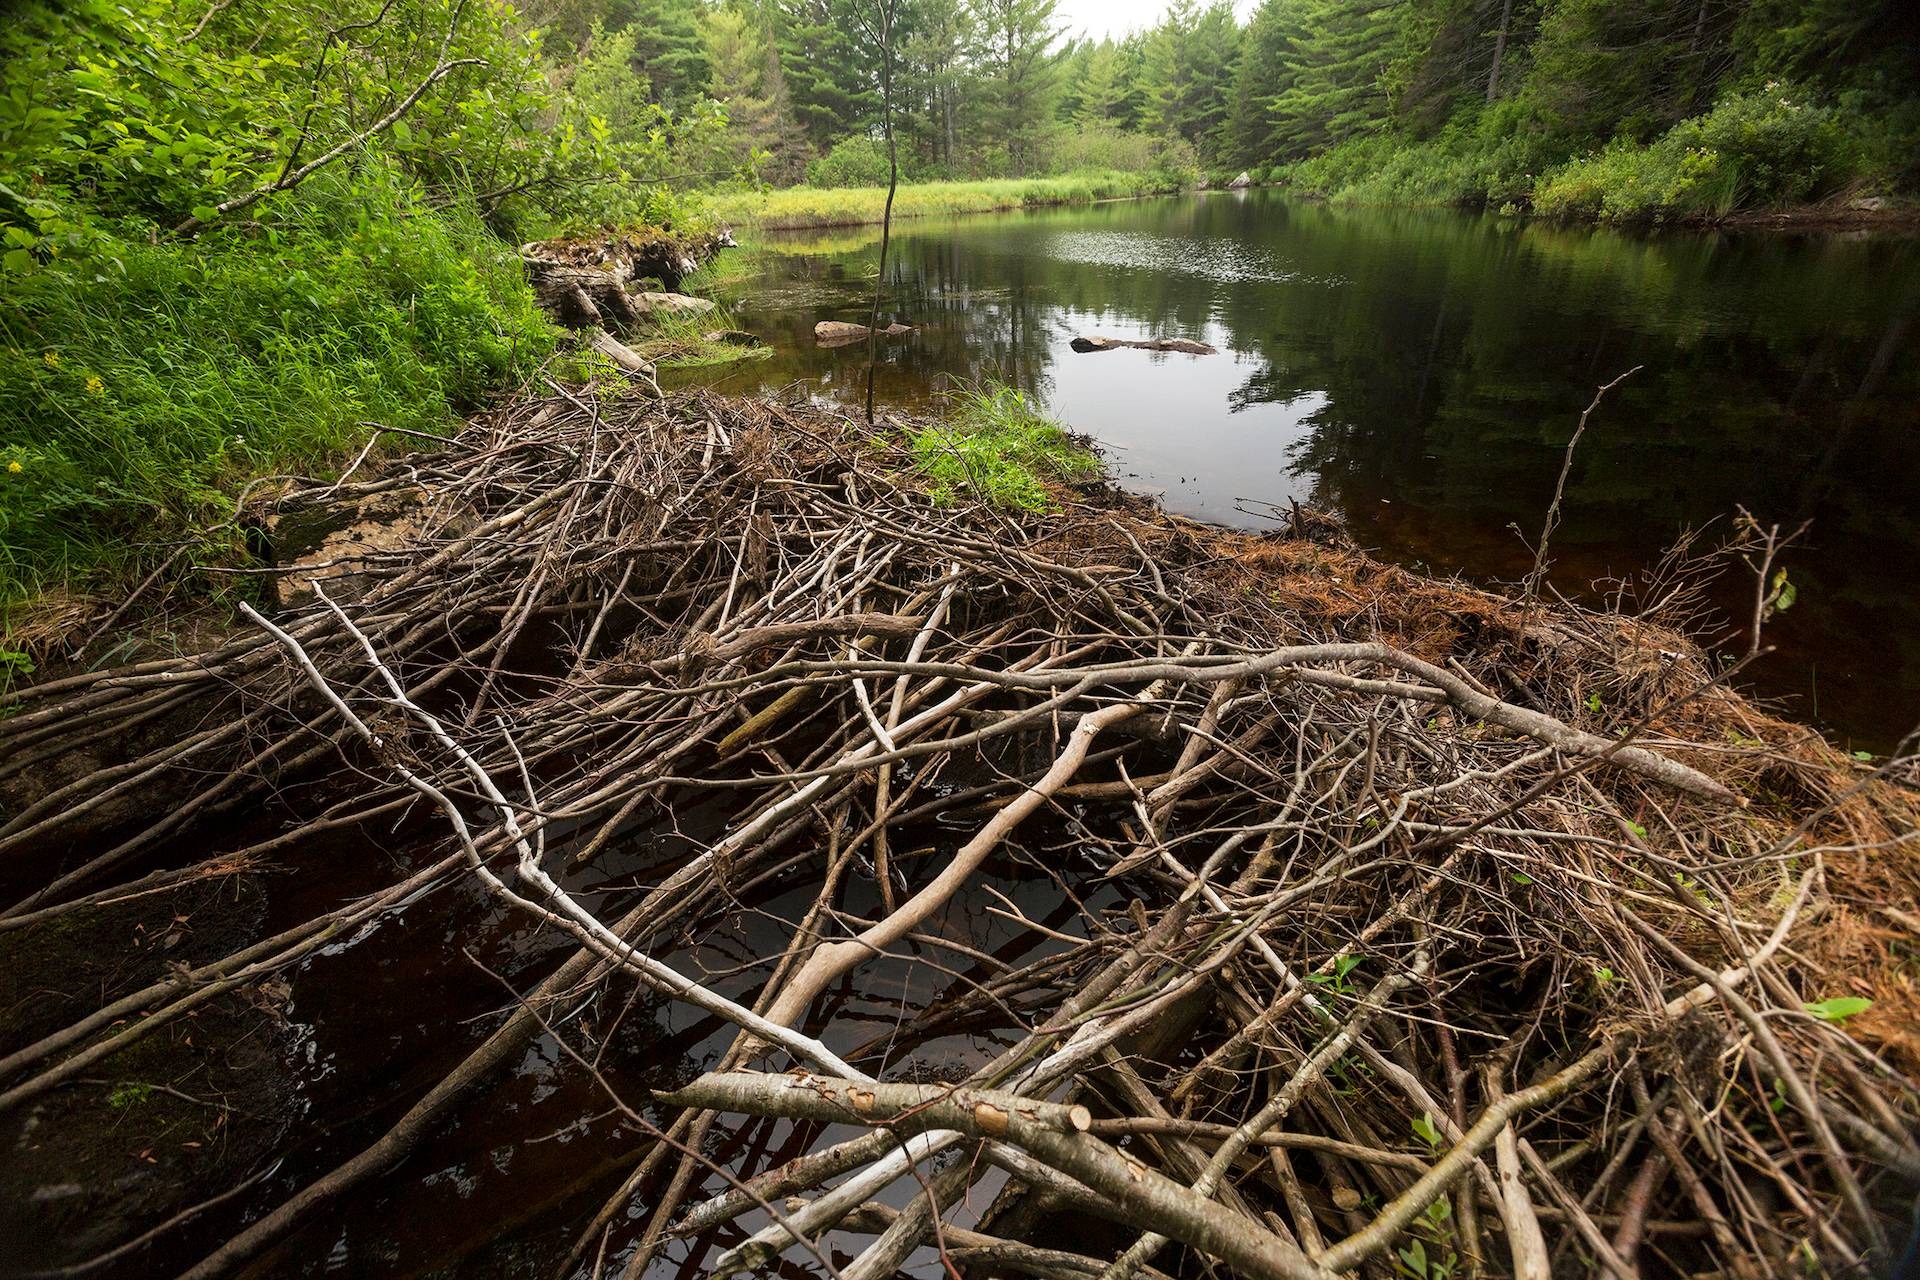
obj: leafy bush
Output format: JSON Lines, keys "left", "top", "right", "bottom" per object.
{"left": 1043, "top": 125, "right": 1161, "bottom": 176}
{"left": 806, "top": 137, "right": 901, "bottom": 189}
{"left": 0, "top": 0, "right": 745, "bottom": 609}
{"left": 1534, "top": 84, "right": 1854, "bottom": 220}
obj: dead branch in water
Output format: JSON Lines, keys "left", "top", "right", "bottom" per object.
{"left": 0, "top": 386, "right": 1914, "bottom": 1280}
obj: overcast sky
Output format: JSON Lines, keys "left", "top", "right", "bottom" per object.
{"left": 1054, "top": 0, "right": 1257, "bottom": 43}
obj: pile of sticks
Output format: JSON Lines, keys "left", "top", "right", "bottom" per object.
{"left": 2, "top": 386, "right": 1914, "bottom": 1280}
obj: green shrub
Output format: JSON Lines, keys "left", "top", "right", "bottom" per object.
{"left": 807, "top": 137, "right": 901, "bottom": 189}
{"left": 1043, "top": 125, "right": 1162, "bottom": 176}
{"left": 1534, "top": 83, "right": 1853, "bottom": 221}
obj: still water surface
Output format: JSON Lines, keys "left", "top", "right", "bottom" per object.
{"left": 689, "top": 191, "right": 1920, "bottom": 750}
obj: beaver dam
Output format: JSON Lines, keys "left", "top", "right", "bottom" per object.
{"left": 1, "top": 387, "right": 1916, "bottom": 1280}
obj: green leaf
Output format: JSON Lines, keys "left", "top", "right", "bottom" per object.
{"left": 1852, "top": 750, "right": 1873, "bottom": 762}
{"left": 1509, "top": 871, "right": 1533, "bottom": 884}
{"left": 2, "top": 248, "right": 33, "bottom": 273}
{"left": 1411, "top": 1112, "right": 1442, "bottom": 1149}
{"left": 1803, "top": 996, "right": 1871, "bottom": 1023}
{"left": 1624, "top": 820, "right": 1647, "bottom": 839}
{"left": 1771, "top": 568, "right": 1796, "bottom": 612}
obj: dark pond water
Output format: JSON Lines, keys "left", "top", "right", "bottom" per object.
{"left": 687, "top": 191, "right": 1920, "bottom": 751}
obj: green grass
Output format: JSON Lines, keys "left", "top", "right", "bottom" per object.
{"left": 709, "top": 171, "right": 1188, "bottom": 231}
{"left": 0, "top": 173, "right": 557, "bottom": 610}
{"left": 906, "top": 384, "right": 1100, "bottom": 512}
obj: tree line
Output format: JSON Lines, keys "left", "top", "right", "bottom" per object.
{"left": 530, "top": 0, "right": 1917, "bottom": 207}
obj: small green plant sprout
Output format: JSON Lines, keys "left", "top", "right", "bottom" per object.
{"left": 108, "top": 1081, "right": 154, "bottom": 1109}
{"left": 1510, "top": 871, "right": 1534, "bottom": 885}
{"left": 1673, "top": 870, "right": 1713, "bottom": 908}
{"left": 1802, "top": 996, "right": 1872, "bottom": 1023}
{"left": 1770, "top": 1078, "right": 1790, "bottom": 1113}
{"left": 1585, "top": 691, "right": 1604, "bottom": 713}
{"left": 1768, "top": 567, "right": 1797, "bottom": 614}
{"left": 1411, "top": 1112, "right": 1443, "bottom": 1150}
{"left": 0, "top": 647, "right": 33, "bottom": 695}
{"left": 1623, "top": 819, "right": 1648, "bottom": 840}
{"left": 1395, "top": 1198, "right": 1458, "bottom": 1278}
{"left": 1593, "top": 965, "right": 1615, "bottom": 988}
{"left": 1310, "top": 953, "right": 1363, "bottom": 995}
{"left": 1852, "top": 750, "right": 1873, "bottom": 762}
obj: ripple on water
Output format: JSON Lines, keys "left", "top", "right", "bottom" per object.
{"left": 1046, "top": 230, "right": 1319, "bottom": 285}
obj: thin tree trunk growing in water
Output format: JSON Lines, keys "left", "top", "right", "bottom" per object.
{"left": 1485, "top": 0, "right": 1515, "bottom": 101}
{"left": 865, "top": 0, "right": 899, "bottom": 426}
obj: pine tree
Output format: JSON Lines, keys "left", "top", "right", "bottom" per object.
{"left": 614, "top": 0, "right": 713, "bottom": 105}
{"left": 703, "top": 5, "right": 812, "bottom": 181}
{"left": 901, "top": 0, "right": 974, "bottom": 172}
{"left": 967, "top": 0, "right": 1064, "bottom": 174}
{"left": 1218, "top": 0, "right": 1305, "bottom": 165}
{"left": 1267, "top": 0, "right": 1404, "bottom": 156}
{"left": 775, "top": 0, "right": 881, "bottom": 149}
{"left": 1072, "top": 40, "right": 1126, "bottom": 125}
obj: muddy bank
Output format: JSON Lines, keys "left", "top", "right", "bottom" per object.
{"left": 1, "top": 388, "right": 1915, "bottom": 1279}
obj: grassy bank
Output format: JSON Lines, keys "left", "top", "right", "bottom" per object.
{"left": 0, "top": 175, "right": 558, "bottom": 613}
{"left": 708, "top": 171, "right": 1188, "bottom": 231}
{"left": 906, "top": 384, "right": 1099, "bottom": 511}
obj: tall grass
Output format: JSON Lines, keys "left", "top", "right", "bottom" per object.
{"left": 710, "top": 171, "right": 1188, "bottom": 231}
{"left": 0, "top": 171, "right": 555, "bottom": 608}
{"left": 907, "top": 384, "right": 1099, "bottom": 511}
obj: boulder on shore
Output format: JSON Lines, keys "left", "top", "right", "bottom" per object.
{"left": 1228, "top": 171, "right": 1253, "bottom": 190}
{"left": 632, "top": 292, "right": 717, "bottom": 320}
{"left": 815, "top": 320, "right": 916, "bottom": 348}
{"left": 1071, "top": 335, "right": 1217, "bottom": 356}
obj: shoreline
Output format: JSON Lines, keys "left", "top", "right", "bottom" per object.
{"left": 715, "top": 176, "right": 1919, "bottom": 237}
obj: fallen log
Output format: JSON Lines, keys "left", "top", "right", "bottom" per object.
{"left": 1070, "top": 335, "right": 1217, "bottom": 355}
{"left": 585, "top": 327, "right": 656, "bottom": 380}
{"left": 521, "top": 230, "right": 731, "bottom": 332}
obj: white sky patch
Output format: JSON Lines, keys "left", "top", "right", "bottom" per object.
{"left": 1053, "top": 0, "right": 1258, "bottom": 44}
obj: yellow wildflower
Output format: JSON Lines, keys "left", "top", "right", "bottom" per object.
{"left": 6, "top": 460, "right": 21, "bottom": 474}
{"left": 85, "top": 375, "right": 104, "bottom": 396}
{"left": 42, "top": 351, "right": 60, "bottom": 369}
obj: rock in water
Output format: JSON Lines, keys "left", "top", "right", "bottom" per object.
{"left": 1070, "top": 335, "right": 1217, "bottom": 356}
{"left": 815, "top": 320, "right": 916, "bottom": 348}
{"left": 1229, "top": 171, "right": 1253, "bottom": 190}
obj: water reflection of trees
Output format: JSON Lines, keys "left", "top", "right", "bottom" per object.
{"left": 744, "top": 197, "right": 1919, "bottom": 741}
